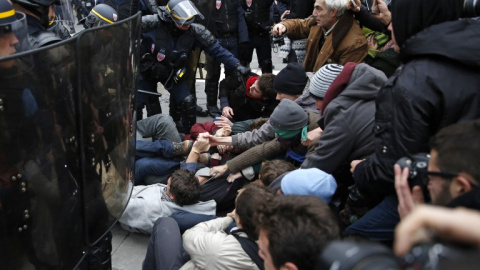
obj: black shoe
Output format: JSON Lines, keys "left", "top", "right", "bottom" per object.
{"left": 196, "top": 105, "right": 208, "bottom": 117}
{"left": 206, "top": 105, "right": 221, "bottom": 117}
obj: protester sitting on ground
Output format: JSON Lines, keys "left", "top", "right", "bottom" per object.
{"left": 208, "top": 99, "right": 320, "bottom": 180}
{"left": 301, "top": 62, "right": 385, "bottom": 207}
{"left": 255, "top": 195, "right": 340, "bottom": 270}
{"left": 273, "top": 62, "right": 319, "bottom": 113}
{"left": 257, "top": 159, "right": 295, "bottom": 187}
{"left": 219, "top": 72, "right": 278, "bottom": 122}
{"left": 119, "top": 138, "right": 216, "bottom": 233}
{"left": 272, "top": 0, "right": 368, "bottom": 72}
{"left": 142, "top": 184, "right": 275, "bottom": 270}
{"left": 395, "top": 119, "right": 480, "bottom": 220}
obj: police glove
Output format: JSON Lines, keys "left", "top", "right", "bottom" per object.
{"left": 235, "top": 63, "right": 250, "bottom": 76}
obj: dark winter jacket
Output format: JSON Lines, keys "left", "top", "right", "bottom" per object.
{"left": 354, "top": 18, "right": 480, "bottom": 197}
{"left": 302, "top": 64, "right": 386, "bottom": 177}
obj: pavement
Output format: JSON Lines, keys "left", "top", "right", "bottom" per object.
{"left": 112, "top": 49, "right": 287, "bottom": 270}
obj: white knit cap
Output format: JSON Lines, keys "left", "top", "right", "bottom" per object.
{"left": 309, "top": 64, "right": 344, "bottom": 99}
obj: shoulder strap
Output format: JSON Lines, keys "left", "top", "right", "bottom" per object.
{"left": 231, "top": 231, "right": 264, "bottom": 270}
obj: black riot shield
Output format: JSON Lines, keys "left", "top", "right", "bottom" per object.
{"left": 0, "top": 12, "right": 141, "bottom": 270}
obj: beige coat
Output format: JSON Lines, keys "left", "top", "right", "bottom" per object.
{"left": 282, "top": 14, "right": 367, "bottom": 72}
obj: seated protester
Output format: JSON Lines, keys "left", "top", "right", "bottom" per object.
{"left": 301, "top": 63, "right": 386, "bottom": 206}
{"left": 143, "top": 184, "right": 275, "bottom": 270}
{"left": 208, "top": 99, "right": 320, "bottom": 180}
{"left": 274, "top": 62, "right": 319, "bottom": 113}
{"left": 276, "top": 168, "right": 337, "bottom": 204}
{"left": 119, "top": 139, "right": 216, "bottom": 233}
{"left": 219, "top": 72, "right": 278, "bottom": 121}
{"left": 255, "top": 195, "right": 340, "bottom": 270}
{"left": 258, "top": 159, "right": 295, "bottom": 187}
{"left": 206, "top": 63, "right": 322, "bottom": 151}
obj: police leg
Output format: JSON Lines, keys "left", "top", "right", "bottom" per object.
{"left": 185, "top": 48, "right": 208, "bottom": 117}
{"left": 256, "top": 34, "right": 273, "bottom": 73}
{"left": 169, "top": 81, "right": 196, "bottom": 134}
{"left": 204, "top": 53, "right": 221, "bottom": 117}
{"left": 136, "top": 73, "right": 157, "bottom": 121}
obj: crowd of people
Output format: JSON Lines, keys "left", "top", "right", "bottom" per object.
{"left": 2, "top": 0, "right": 480, "bottom": 269}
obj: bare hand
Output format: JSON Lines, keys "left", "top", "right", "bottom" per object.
{"left": 210, "top": 164, "right": 228, "bottom": 178}
{"left": 371, "top": 0, "right": 391, "bottom": 25}
{"left": 192, "top": 137, "right": 210, "bottom": 152}
{"left": 272, "top": 23, "right": 286, "bottom": 36}
{"left": 227, "top": 172, "right": 242, "bottom": 183}
{"left": 347, "top": 0, "right": 361, "bottom": 12}
{"left": 226, "top": 209, "right": 236, "bottom": 219}
{"left": 367, "top": 35, "right": 378, "bottom": 50}
{"left": 222, "top": 106, "right": 234, "bottom": 119}
{"left": 302, "top": 127, "right": 323, "bottom": 146}
{"left": 280, "top": 10, "right": 290, "bottom": 21}
{"left": 350, "top": 159, "right": 365, "bottom": 174}
{"left": 215, "top": 116, "right": 234, "bottom": 128}
{"left": 394, "top": 164, "right": 425, "bottom": 219}
{"left": 215, "top": 126, "right": 232, "bottom": 137}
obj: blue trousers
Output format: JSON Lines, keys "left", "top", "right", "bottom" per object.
{"left": 142, "top": 217, "right": 189, "bottom": 270}
{"left": 343, "top": 194, "right": 400, "bottom": 245}
{"left": 134, "top": 140, "right": 181, "bottom": 185}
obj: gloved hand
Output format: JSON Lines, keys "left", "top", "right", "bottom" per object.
{"left": 235, "top": 63, "right": 250, "bottom": 76}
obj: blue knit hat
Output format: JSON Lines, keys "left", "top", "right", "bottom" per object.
{"left": 281, "top": 168, "right": 337, "bottom": 204}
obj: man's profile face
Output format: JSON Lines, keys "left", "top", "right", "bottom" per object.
{"left": 258, "top": 229, "right": 277, "bottom": 270}
{"left": 427, "top": 150, "right": 453, "bottom": 205}
{"left": 0, "top": 32, "right": 19, "bottom": 69}
{"left": 312, "top": 0, "right": 336, "bottom": 29}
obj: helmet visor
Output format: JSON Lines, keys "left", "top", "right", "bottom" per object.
{"left": 52, "top": 0, "right": 76, "bottom": 35}
{"left": 0, "top": 11, "right": 30, "bottom": 59}
{"left": 168, "top": 1, "right": 204, "bottom": 26}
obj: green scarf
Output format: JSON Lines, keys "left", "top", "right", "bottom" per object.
{"left": 273, "top": 126, "right": 308, "bottom": 141}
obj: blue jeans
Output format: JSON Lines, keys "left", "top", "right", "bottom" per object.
{"left": 136, "top": 114, "right": 181, "bottom": 142}
{"left": 134, "top": 140, "right": 181, "bottom": 184}
{"left": 171, "top": 212, "right": 217, "bottom": 234}
{"left": 343, "top": 195, "right": 400, "bottom": 245}
{"left": 143, "top": 217, "right": 189, "bottom": 270}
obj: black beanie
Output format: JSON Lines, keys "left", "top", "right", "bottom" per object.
{"left": 273, "top": 62, "right": 308, "bottom": 96}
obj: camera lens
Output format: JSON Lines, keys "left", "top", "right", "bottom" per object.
{"left": 464, "top": 0, "right": 480, "bottom": 17}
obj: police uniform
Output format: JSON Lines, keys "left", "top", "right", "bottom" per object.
{"left": 239, "top": 0, "right": 274, "bottom": 73}
{"left": 138, "top": 5, "right": 242, "bottom": 133}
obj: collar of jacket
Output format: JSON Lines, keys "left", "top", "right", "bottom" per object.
{"left": 330, "top": 11, "right": 355, "bottom": 51}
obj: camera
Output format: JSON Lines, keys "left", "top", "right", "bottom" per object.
{"left": 316, "top": 240, "right": 401, "bottom": 270}
{"left": 395, "top": 153, "right": 429, "bottom": 188}
{"left": 271, "top": 35, "right": 285, "bottom": 46}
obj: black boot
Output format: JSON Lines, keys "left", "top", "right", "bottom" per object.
{"left": 136, "top": 106, "right": 144, "bottom": 122}
{"left": 260, "top": 59, "right": 273, "bottom": 74}
{"left": 180, "top": 95, "right": 197, "bottom": 134}
{"left": 169, "top": 103, "right": 185, "bottom": 134}
{"left": 205, "top": 81, "right": 221, "bottom": 117}
{"left": 146, "top": 96, "right": 162, "bottom": 117}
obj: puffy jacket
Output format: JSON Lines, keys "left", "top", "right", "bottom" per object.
{"left": 354, "top": 18, "right": 480, "bottom": 197}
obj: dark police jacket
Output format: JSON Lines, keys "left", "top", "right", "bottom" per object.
{"left": 240, "top": 0, "right": 274, "bottom": 33}
{"left": 140, "top": 9, "right": 239, "bottom": 85}
{"left": 210, "top": 0, "right": 249, "bottom": 43}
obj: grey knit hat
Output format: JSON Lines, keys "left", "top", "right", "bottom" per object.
{"left": 269, "top": 99, "right": 308, "bottom": 130}
{"left": 309, "top": 64, "right": 344, "bottom": 99}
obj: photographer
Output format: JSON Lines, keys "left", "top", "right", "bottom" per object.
{"left": 271, "top": 0, "right": 367, "bottom": 72}
{"left": 395, "top": 119, "right": 480, "bottom": 219}
{"left": 346, "top": 0, "right": 480, "bottom": 243}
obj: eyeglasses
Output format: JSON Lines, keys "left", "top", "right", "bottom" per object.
{"left": 422, "top": 171, "right": 478, "bottom": 188}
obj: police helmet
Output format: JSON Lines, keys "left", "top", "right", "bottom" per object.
{"left": 79, "top": 4, "right": 118, "bottom": 29}
{"left": 0, "top": 0, "right": 29, "bottom": 56}
{"left": 11, "top": 0, "right": 57, "bottom": 8}
{"left": 166, "top": 0, "right": 204, "bottom": 26}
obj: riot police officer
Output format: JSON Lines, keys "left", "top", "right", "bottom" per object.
{"left": 139, "top": 0, "right": 250, "bottom": 134}
{"left": 11, "top": 0, "right": 68, "bottom": 48}
{"left": 79, "top": 3, "right": 119, "bottom": 29}
{"left": 203, "top": 0, "right": 248, "bottom": 117}
{"left": 240, "top": 0, "right": 274, "bottom": 73}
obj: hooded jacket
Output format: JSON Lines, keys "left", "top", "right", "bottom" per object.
{"left": 301, "top": 64, "right": 386, "bottom": 178}
{"left": 354, "top": 14, "right": 480, "bottom": 197}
